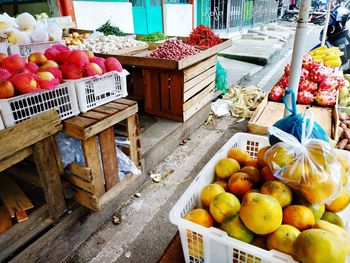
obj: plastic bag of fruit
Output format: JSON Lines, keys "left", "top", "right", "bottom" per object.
{"left": 265, "top": 110, "right": 343, "bottom": 205}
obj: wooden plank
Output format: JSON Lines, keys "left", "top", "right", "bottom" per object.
{"left": 310, "top": 106, "right": 332, "bottom": 137}
{"left": 106, "top": 102, "right": 128, "bottom": 111}
{"left": 0, "top": 176, "right": 34, "bottom": 218}
{"left": 0, "top": 110, "right": 61, "bottom": 161}
{"left": 63, "top": 116, "right": 97, "bottom": 139}
{"left": 0, "top": 207, "right": 12, "bottom": 234}
{"left": 114, "top": 98, "right": 138, "bottom": 106}
{"left": 127, "top": 115, "right": 140, "bottom": 166}
{"left": 151, "top": 70, "right": 161, "bottom": 113}
{"left": 0, "top": 147, "right": 33, "bottom": 174}
{"left": 50, "top": 136, "right": 64, "bottom": 175}
{"left": 160, "top": 72, "right": 170, "bottom": 112}
{"left": 184, "top": 56, "right": 217, "bottom": 82}
{"left": 80, "top": 111, "right": 109, "bottom": 120}
{"left": 183, "top": 82, "right": 215, "bottom": 111}
{"left": 183, "top": 90, "right": 216, "bottom": 122}
{"left": 81, "top": 136, "right": 105, "bottom": 198}
{"left": 33, "top": 138, "right": 66, "bottom": 219}
{"left": 0, "top": 205, "right": 51, "bottom": 262}
{"left": 99, "top": 127, "right": 119, "bottom": 190}
{"left": 144, "top": 70, "right": 152, "bottom": 112}
{"left": 66, "top": 163, "right": 93, "bottom": 182}
{"left": 169, "top": 72, "right": 184, "bottom": 117}
{"left": 15, "top": 210, "right": 28, "bottom": 223}
{"left": 7, "top": 166, "right": 42, "bottom": 187}
{"left": 94, "top": 43, "right": 149, "bottom": 55}
{"left": 93, "top": 105, "right": 120, "bottom": 115}
{"left": 72, "top": 186, "right": 99, "bottom": 211}
{"left": 62, "top": 173, "right": 95, "bottom": 194}
{"left": 184, "top": 73, "right": 216, "bottom": 102}
{"left": 184, "top": 65, "right": 216, "bottom": 92}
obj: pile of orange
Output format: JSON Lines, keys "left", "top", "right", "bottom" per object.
{"left": 184, "top": 147, "right": 350, "bottom": 262}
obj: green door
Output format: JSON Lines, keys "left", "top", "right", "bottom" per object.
{"left": 132, "top": 0, "right": 162, "bottom": 34}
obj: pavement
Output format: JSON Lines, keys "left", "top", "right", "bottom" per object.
{"left": 65, "top": 22, "right": 322, "bottom": 263}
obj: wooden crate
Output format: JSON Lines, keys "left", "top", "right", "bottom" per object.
{"left": 143, "top": 55, "right": 217, "bottom": 122}
{"left": 0, "top": 110, "right": 66, "bottom": 261}
{"left": 62, "top": 99, "right": 140, "bottom": 211}
{"left": 248, "top": 98, "right": 339, "bottom": 140}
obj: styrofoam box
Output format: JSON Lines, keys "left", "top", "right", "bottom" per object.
{"left": 169, "top": 132, "right": 350, "bottom": 263}
{"left": 0, "top": 81, "right": 79, "bottom": 127}
{"left": 0, "top": 42, "right": 8, "bottom": 54}
{"left": 73, "top": 69, "right": 129, "bottom": 113}
{"left": 8, "top": 40, "right": 64, "bottom": 57}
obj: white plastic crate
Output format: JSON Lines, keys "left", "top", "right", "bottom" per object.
{"left": 8, "top": 40, "right": 64, "bottom": 57}
{"left": 169, "top": 132, "right": 350, "bottom": 263}
{"left": 0, "top": 42, "right": 8, "bottom": 54}
{"left": 74, "top": 69, "right": 129, "bottom": 113}
{"left": 0, "top": 113, "right": 4, "bottom": 131}
{"left": 0, "top": 82, "right": 79, "bottom": 127}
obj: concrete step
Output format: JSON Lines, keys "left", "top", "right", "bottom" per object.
{"left": 242, "top": 34, "right": 269, "bottom": 40}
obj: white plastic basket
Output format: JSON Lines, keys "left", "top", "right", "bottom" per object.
{"left": 0, "top": 113, "right": 5, "bottom": 131}
{"left": 169, "top": 132, "right": 350, "bottom": 263}
{"left": 0, "top": 82, "right": 79, "bottom": 127}
{"left": 74, "top": 69, "right": 129, "bottom": 113}
{"left": 8, "top": 40, "right": 64, "bottom": 57}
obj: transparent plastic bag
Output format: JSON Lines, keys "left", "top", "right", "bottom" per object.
{"left": 116, "top": 147, "right": 141, "bottom": 180}
{"left": 215, "top": 61, "right": 227, "bottom": 94}
{"left": 265, "top": 110, "right": 343, "bottom": 205}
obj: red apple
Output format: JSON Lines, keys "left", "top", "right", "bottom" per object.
{"left": 37, "top": 71, "right": 59, "bottom": 90}
{"left": 40, "top": 60, "right": 59, "bottom": 71}
{"left": 105, "top": 57, "right": 122, "bottom": 72}
{"left": 0, "top": 68, "right": 11, "bottom": 80}
{"left": 28, "top": 52, "right": 47, "bottom": 65}
{"left": 0, "top": 53, "right": 7, "bottom": 64}
{"left": 9, "top": 72, "right": 40, "bottom": 94}
{"left": 60, "top": 63, "right": 84, "bottom": 79}
{"left": 0, "top": 80, "right": 15, "bottom": 98}
{"left": 25, "top": 62, "right": 39, "bottom": 73}
{"left": 37, "top": 71, "right": 55, "bottom": 81}
{"left": 67, "top": 50, "right": 89, "bottom": 68}
{"left": 90, "top": 57, "right": 106, "bottom": 73}
{"left": 2, "top": 54, "right": 26, "bottom": 74}
{"left": 85, "top": 62, "right": 103, "bottom": 76}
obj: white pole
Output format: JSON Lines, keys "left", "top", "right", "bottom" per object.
{"left": 321, "top": 0, "right": 332, "bottom": 46}
{"left": 284, "top": 0, "right": 312, "bottom": 116}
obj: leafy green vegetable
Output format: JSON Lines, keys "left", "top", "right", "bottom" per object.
{"left": 96, "top": 20, "right": 127, "bottom": 36}
{"left": 138, "top": 32, "right": 167, "bottom": 42}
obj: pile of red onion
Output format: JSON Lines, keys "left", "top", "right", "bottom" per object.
{"left": 148, "top": 39, "right": 199, "bottom": 61}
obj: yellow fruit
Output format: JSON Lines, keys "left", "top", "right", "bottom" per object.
{"left": 210, "top": 192, "right": 240, "bottom": 224}
{"left": 337, "top": 155, "right": 349, "bottom": 172}
{"left": 244, "top": 159, "right": 259, "bottom": 168}
{"left": 215, "top": 158, "right": 240, "bottom": 180}
{"left": 294, "top": 229, "right": 347, "bottom": 263}
{"left": 228, "top": 172, "right": 254, "bottom": 197}
{"left": 221, "top": 214, "right": 254, "bottom": 243}
{"left": 308, "top": 203, "right": 325, "bottom": 220}
{"left": 227, "top": 148, "right": 251, "bottom": 166}
{"left": 314, "top": 219, "right": 350, "bottom": 252}
{"left": 260, "top": 180, "right": 292, "bottom": 208}
{"left": 201, "top": 184, "right": 225, "bottom": 207}
{"left": 325, "top": 59, "right": 342, "bottom": 67}
{"left": 213, "top": 180, "right": 228, "bottom": 191}
{"left": 325, "top": 188, "right": 350, "bottom": 213}
{"left": 240, "top": 192, "right": 282, "bottom": 235}
{"left": 257, "top": 146, "right": 269, "bottom": 168}
{"left": 184, "top": 208, "right": 214, "bottom": 228}
{"left": 283, "top": 205, "right": 315, "bottom": 231}
{"left": 267, "top": 225, "right": 300, "bottom": 256}
{"left": 341, "top": 167, "right": 347, "bottom": 186}
{"left": 321, "top": 211, "right": 345, "bottom": 228}
{"left": 265, "top": 143, "right": 294, "bottom": 169}
{"left": 300, "top": 178, "right": 338, "bottom": 204}
{"left": 241, "top": 166, "right": 261, "bottom": 185}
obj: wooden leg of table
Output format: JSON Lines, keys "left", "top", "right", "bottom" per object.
{"left": 127, "top": 114, "right": 139, "bottom": 166}
{"left": 99, "top": 127, "right": 119, "bottom": 191}
{"left": 33, "top": 138, "right": 66, "bottom": 219}
{"left": 81, "top": 136, "right": 105, "bottom": 197}
{"left": 50, "top": 136, "right": 64, "bottom": 175}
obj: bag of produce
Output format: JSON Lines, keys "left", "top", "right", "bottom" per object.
{"left": 265, "top": 109, "right": 343, "bottom": 205}
{"left": 269, "top": 88, "right": 329, "bottom": 146}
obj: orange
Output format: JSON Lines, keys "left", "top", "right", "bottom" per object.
{"left": 209, "top": 192, "right": 240, "bottom": 223}
{"left": 215, "top": 158, "right": 241, "bottom": 180}
{"left": 260, "top": 180, "right": 292, "bottom": 208}
{"left": 300, "top": 178, "right": 337, "bottom": 204}
{"left": 261, "top": 166, "right": 275, "bottom": 181}
{"left": 240, "top": 192, "right": 282, "bottom": 235}
{"left": 227, "top": 148, "right": 251, "bottom": 166}
{"left": 341, "top": 167, "right": 348, "bottom": 186}
{"left": 257, "top": 146, "right": 269, "bottom": 168}
{"left": 228, "top": 172, "right": 253, "bottom": 197}
{"left": 241, "top": 166, "right": 261, "bottom": 185}
{"left": 267, "top": 224, "right": 300, "bottom": 256}
{"left": 213, "top": 180, "right": 228, "bottom": 191}
{"left": 337, "top": 154, "right": 349, "bottom": 172}
{"left": 201, "top": 184, "right": 225, "bottom": 207}
{"left": 221, "top": 214, "right": 254, "bottom": 243}
{"left": 184, "top": 208, "right": 214, "bottom": 228}
{"left": 265, "top": 143, "right": 294, "bottom": 169}
{"left": 283, "top": 205, "right": 315, "bottom": 231}
{"left": 245, "top": 159, "right": 259, "bottom": 168}
{"left": 325, "top": 188, "right": 350, "bottom": 213}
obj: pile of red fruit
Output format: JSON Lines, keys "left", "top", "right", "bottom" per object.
{"left": 269, "top": 54, "right": 345, "bottom": 107}
{"left": 0, "top": 44, "right": 123, "bottom": 99}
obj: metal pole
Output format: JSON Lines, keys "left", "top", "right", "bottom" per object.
{"left": 284, "top": 0, "right": 312, "bottom": 116}
{"left": 321, "top": 0, "right": 332, "bottom": 46}
{"left": 226, "top": 0, "right": 231, "bottom": 33}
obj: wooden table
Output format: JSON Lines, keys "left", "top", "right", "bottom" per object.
{"left": 62, "top": 98, "right": 140, "bottom": 211}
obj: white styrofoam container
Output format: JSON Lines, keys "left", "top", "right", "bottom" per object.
{"left": 0, "top": 42, "right": 9, "bottom": 55}
{"left": 73, "top": 69, "right": 129, "bottom": 113}
{"left": 0, "top": 81, "right": 79, "bottom": 127}
{"left": 8, "top": 40, "right": 64, "bottom": 57}
{"left": 169, "top": 132, "right": 350, "bottom": 263}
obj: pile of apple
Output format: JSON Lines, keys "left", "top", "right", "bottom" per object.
{"left": 269, "top": 54, "right": 345, "bottom": 107}
{"left": 0, "top": 44, "right": 123, "bottom": 99}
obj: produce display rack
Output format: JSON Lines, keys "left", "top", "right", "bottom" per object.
{"left": 8, "top": 40, "right": 64, "bottom": 57}
{"left": 62, "top": 98, "right": 140, "bottom": 211}
{"left": 0, "top": 110, "right": 66, "bottom": 261}
{"left": 247, "top": 96, "right": 339, "bottom": 140}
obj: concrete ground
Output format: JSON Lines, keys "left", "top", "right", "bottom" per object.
{"left": 65, "top": 23, "right": 322, "bottom": 263}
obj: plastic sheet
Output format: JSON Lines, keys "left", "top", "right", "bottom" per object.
{"left": 215, "top": 61, "right": 227, "bottom": 94}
